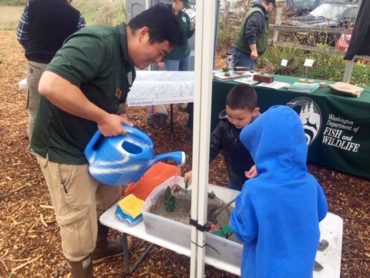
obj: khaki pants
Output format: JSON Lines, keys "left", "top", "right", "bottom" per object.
{"left": 36, "top": 155, "right": 122, "bottom": 262}
{"left": 26, "top": 61, "right": 48, "bottom": 140}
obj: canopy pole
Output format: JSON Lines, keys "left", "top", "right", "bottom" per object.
{"left": 190, "top": 1, "right": 217, "bottom": 277}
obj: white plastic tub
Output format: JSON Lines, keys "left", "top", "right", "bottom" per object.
{"left": 142, "top": 176, "right": 242, "bottom": 268}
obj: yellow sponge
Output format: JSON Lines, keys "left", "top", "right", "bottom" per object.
{"left": 117, "top": 194, "right": 144, "bottom": 218}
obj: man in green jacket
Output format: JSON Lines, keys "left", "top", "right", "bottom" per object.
{"left": 32, "top": 4, "right": 184, "bottom": 277}
{"left": 232, "top": 0, "right": 275, "bottom": 70}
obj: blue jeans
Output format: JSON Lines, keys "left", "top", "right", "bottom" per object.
{"left": 164, "top": 55, "right": 190, "bottom": 71}
{"left": 232, "top": 47, "right": 256, "bottom": 70}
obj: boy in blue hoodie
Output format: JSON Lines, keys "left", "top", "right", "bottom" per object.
{"left": 230, "top": 105, "right": 328, "bottom": 278}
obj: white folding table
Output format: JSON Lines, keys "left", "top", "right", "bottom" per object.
{"left": 126, "top": 71, "right": 195, "bottom": 136}
{"left": 100, "top": 184, "right": 343, "bottom": 277}
{"left": 100, "top": 184, "right": 241, "bottom": 275}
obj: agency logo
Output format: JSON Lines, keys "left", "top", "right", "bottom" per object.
{"left": 287, "top": 97, "right": 322, "bottom": 145}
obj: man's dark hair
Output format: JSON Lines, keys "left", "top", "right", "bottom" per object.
{"left": 128, "top": 4, "right": 185, "bottom": 47}
{"left": 226, "top": 84, "right": 258, "bottom": 110}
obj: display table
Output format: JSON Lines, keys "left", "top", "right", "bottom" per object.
{"left": 211, "top": 76, "right": 370, "bottom": 179}
{"left": 126, "top": 70, "right": 194, "bottom": 136}
{"left": 100, "top": 184, "right": 343, "bottom": 277}
{"left": 126, "top": 71, "right": 194, "bottom": 106}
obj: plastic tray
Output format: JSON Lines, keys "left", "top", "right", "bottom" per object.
{"left": 142, "top": 176, "right": 242, "bottom": 268}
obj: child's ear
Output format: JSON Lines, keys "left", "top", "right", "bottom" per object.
{"left": 252, "top": 107, "right": 260, "bottom": 117}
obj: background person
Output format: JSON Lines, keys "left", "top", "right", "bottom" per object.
{"left": 158, "top": 0, "right": 194, "bottom": 71}
{"left": 230, "top": 105, "right": 328, "bottom": 277}
{"left": 232, "top": 0, "right": 275, "bottom": 70}
{"left": 149, "top": 0, "right": 195, "bottom": 128}
{"left": 31, "top": 4, "right": 184, "bottom": 277}
{"left": 17, "top": 0, "right": 86, "bottom": 143}
{"left": 184, "top": 84, "right": 259, "bottom": 191}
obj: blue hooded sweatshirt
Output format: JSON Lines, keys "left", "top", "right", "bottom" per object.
{"left": 230, "top": 105, "right": 328, "bottom": 278}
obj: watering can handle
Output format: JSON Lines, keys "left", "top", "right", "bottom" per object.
{"left": 84, "top": 124, "right": 136, "bottom": 163}
{"left": 84, "top": 129, "right": 103, "bottom": 163}
{"left": 152, "top": 151, "right": 186, "bottom": 166}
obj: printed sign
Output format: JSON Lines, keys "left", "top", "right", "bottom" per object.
{"left": 281, "top": 59, "right": 288, "bottom": 67}
{"left": 322, "top": 114, "right": 361, "bottom": 152}
{"left": 304, "top": 59, "right": 315, "bottom": 67}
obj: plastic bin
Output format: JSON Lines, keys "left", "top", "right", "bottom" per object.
{"left": 142, "top": 176, "right": 242, "bottom": 268}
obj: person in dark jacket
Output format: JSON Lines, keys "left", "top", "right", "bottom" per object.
{"left": 17, "top": 0, "right": 86, "bottom": 143}
{"left": 184, "top": 84, "right": 260, "bottom": 191}
{"left": 232, "top": 0, "right": 275, "bottom": 70}
{"left": 230, "top": 105, "right": 327, "bottom": 277}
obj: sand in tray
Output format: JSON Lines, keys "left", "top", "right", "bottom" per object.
{"left": 148, "top": 188, "right": 231, "bottom": 228}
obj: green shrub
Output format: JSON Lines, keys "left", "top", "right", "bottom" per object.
{"left": 0, "top": 0, "right": 27, "bottom": 5}
{"left": 260, "top": 44, "right": 304, "bottom": 74}
{"left": 73, "top": 0, "right": 125, "bottom": 25}
{"left": 216, "top": 22, "right": 236, "bottom": 55}
{"left": 307, "top": 51, "right": 345, "bottom": 82}
{"left": 352, "top": 61, "right": 370, "bottom": 87}
{"left": 0, "top": 0, "right": 126, "bottom": 30}
{"left": 216, "top": 0, "right": 248, "bottom": 56}
{"left": 260, "top": 44, "right": 370, "bottom": 87}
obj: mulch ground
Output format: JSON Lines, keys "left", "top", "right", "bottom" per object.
{"left": 0, "top": 30, "right": 369, "bottom": 277}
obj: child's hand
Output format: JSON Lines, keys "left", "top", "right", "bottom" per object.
{"left": 245, "top": 165, "right": 257, "bottom": 179}
{"left": 184, "top": 170, "right": 192, "bottom": 186}
{"left": 157, "top": 62, "right": 165, "bottom": 70}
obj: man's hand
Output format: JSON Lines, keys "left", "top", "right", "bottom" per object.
{"left": 250, "top": 49, "right": 258, "bottom": 61}
{"left": 249, "top": 43, "right": 258, "bottom": 61}
{"left": 97, "top": 113, "right": 132, "bottom": 137}
{"left": 245, "top": 165, "right": 258, "bottom": 179}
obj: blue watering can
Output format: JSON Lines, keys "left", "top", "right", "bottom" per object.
{"left": 84, "top": 125, "right": 185, "bottom": 186}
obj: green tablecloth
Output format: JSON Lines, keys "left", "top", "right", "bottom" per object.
{"left": 210, "top": 75, "right": 370, "bottom": 179}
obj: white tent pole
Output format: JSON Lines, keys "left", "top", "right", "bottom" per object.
{"left": 342, "top": 0, "right": 362, "bottom": 82}
{"left": 189, "top": 0, "right": 203, "bottom": 274}
{"left": 343, "top": 59, "right": 354, "bottom": 82}
{"left": 190, "top": 1, "right": 217, "bottom": 277}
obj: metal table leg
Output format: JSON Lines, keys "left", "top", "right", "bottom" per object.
{"left": 122, "top": 233, "right": 153, "bottom": 275}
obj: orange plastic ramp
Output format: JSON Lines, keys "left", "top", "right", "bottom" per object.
{"left": 124, "top": 162, "right": 181, "bottom": 200}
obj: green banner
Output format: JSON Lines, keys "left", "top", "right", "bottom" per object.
{"left": 211, "top": 77, "right": 370, "bottom": 179}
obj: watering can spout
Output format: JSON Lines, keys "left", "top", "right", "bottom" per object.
{"left": 151, "top": 151, "right": 186, "bottom": 167}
